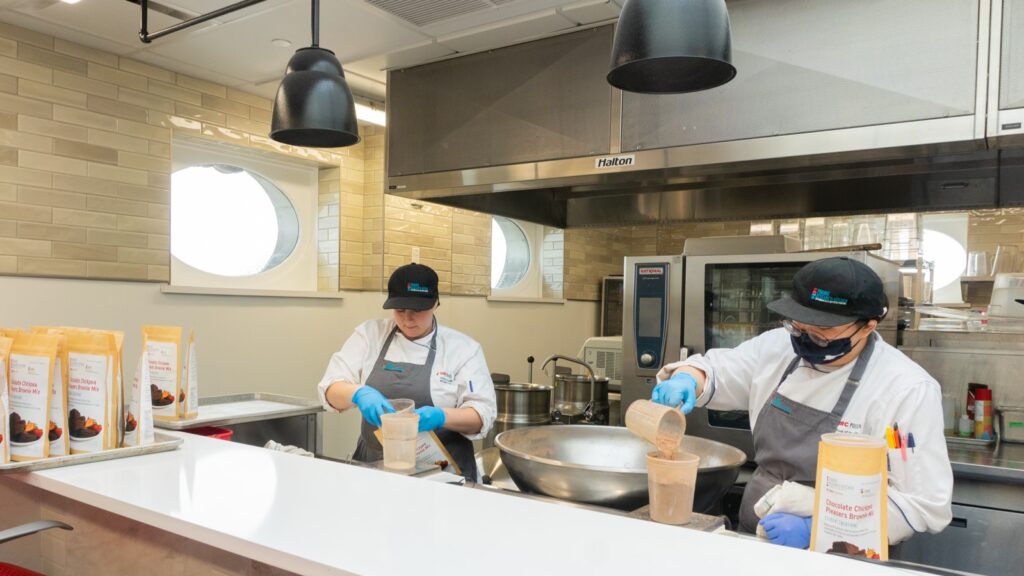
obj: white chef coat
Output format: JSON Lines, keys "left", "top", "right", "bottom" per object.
{"left": 317, "top": 318, "right": 497, "bottom": 440}
{"left": 659, "top": 328, "right": 953, "bottom": 543}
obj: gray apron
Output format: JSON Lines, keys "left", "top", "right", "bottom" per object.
{"left": 353, "top": 322, "right": 478, "bottom": 482}
{"left": 738, "top": 333, "right": 877, "bottom": 533}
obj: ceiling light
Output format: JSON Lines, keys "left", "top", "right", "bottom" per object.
{"left": 60, "top": 0, "right": 82, "bottom": 4}
{"left": 354, "top": 102, "right": 386, "bottom": 127}
{"left": 608, "top": 0, "right": 736, "bottom": 94}
{"left": 271, "top": 38, "right": 292, "bottom": 48}
{"left": 270, "top": 0, "right": 360, "bottom": 148}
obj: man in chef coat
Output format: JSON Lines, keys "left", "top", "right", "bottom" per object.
{"left": 318, "top": 263, "right": 496, "bottom": 481}
{"left": 653, "top": 257, "right": 953, "bottom": 548}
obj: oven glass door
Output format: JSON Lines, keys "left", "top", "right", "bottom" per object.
{"left": 704, "top": 262, "right": 806, "bottom": 350}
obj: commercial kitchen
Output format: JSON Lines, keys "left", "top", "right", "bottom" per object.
{"left": 1, "top": 1, "right": 1023, "bottom": 575}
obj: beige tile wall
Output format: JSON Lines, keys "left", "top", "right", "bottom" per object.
{"left": 967, "top": 208, "right": 1024, "bottom": 260}
{"left": 0, "top": 22, "right": 360, "bottom": 284}
{"left": 317, "top": 167, "right": 340, "bottom": 291}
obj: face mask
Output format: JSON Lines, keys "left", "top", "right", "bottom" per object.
{"left": 790, "top": 333, "right": 854, "bottom": 365}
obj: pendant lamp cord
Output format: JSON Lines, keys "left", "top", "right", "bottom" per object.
{"left": 311, "top": 0, "right": 320, "bottom": 48}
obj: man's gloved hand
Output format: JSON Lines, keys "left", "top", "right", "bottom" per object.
{"left": 759, "top": 512, "right": 813, "bottom": 549}
{"left": 414, "top": 406, "right": 446, "bottom": 432}
{"left": 651, "top": 372, "right": 698, "bottom": 414}
{"left": 351, "top": 386, "right": 393, "bottom": 427}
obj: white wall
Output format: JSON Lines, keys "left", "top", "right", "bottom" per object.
{"left": 0, "top": 276, "right": 598, "bottom": 459}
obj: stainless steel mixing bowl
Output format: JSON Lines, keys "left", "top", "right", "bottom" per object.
{"left": 496, "top": 425, "right": 747, "bottom": 511}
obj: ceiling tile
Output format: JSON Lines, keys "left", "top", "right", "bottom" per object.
{"left": 1, "top": 0, "right": 197, "bottom": 49}
{"left": 350, "top": 40, "right": 456, "bottom": 74}
{"left": 559, "top": 0, "right": 619, "bottom": 25}
{"left": 437, "top": 9, "right": 575, "bottom": 53}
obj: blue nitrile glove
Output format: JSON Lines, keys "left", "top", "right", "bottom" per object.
{"left": 415, "top": 406, "right": 446, "bottom": 432}
{"left": 759, "top": 513, "right": 813, "bottom": 549}
{"left": 351, "top": 387, "right": 394, "bottom": 427}
{"left": 651, "top": 372, "right": 698, "bottom": 414}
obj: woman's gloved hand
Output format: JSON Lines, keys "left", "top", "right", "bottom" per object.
{"left": 415, "top": 406, "right": 446, "bottom": 432}
{"left": 759, "top": 512, "right": 813, "bottom": 549}
{"left": 351, "top": 386, "right": 394, "bottom": 427}
{"left": 651, "top": 372, "right": 698, "bottom": 414}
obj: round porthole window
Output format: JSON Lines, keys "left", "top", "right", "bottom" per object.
{"left": 491, "top": 216, "right": 531, "bottom": 289}
{"left": 171, "top": 164, "right": 299, "bottom": 277}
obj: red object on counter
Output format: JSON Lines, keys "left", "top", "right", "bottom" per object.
{"left": 183, "top": 426, "right": 234, "bottom": 441}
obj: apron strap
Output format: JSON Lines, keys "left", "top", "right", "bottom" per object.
{"left": 371, "top": 319, "right": 440, "bottom": 373}
{"left": 829, "top": 332, "right": 877, "bottom": 417}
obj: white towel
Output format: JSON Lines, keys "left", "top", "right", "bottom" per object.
{"left": 264, "top": 439, "right": 314, "bottom": 458}
{"left": 753, "top": 481, "right": 815, "bottom": 538}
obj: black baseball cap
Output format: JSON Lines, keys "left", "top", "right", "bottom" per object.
{"left": 383, "top": 263, "right": 439, "bottom": 311}
{"left": 767, "top": 257, "right": 887, "bottom": 327}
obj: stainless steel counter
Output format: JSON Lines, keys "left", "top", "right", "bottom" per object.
{"left": 948, "top": 442, "right": 1024, "bottom": 485}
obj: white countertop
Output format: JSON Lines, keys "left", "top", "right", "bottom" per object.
{"left": 14, "top": 432, "right": 927, "bottom": 576}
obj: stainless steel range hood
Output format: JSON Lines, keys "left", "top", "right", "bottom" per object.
{"left": 385, "top": 1, "right": 1023, "bottom": 228}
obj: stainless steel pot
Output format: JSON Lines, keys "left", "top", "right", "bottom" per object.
{"left": 485, "top": 383, "right": 552, "bottom": 447}
{"left": 496, "top": 425, "right": 746, "bottom": 512}
{"left": 553, "top": 374, "right": 609, "bottom": 422}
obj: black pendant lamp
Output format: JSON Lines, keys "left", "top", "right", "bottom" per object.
{"left": 271, "top": 0, "right": 360, "bottom": 147}
{"left": 608, "top": 0, "right": 736, "bottom": 94}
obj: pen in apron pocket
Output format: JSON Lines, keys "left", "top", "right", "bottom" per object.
{"left": 469, "top": 379, "right": 474, "bottom": 393}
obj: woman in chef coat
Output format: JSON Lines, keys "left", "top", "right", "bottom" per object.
{"left": 318, "top": 263, "right": 496, "bottom": 481}
{"left": 653, "top": 257, "right": 953, "bottom": 548}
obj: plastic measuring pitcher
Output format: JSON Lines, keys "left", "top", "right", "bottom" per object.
{"left": 626, "top": 399, "right": 686, "bottom": 456}
{"left": 646, "top": 451, "right": 700, "bottom": 525}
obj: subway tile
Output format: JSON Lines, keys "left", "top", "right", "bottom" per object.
{"left": 117, "top": 151, "right": 168, "bottom": 173}
{"left": 0, "top": 236, "right": 50, "bottom": 256}
{"left": 0, "top": 37, "right": 14, "bottom": 58}
{"left": 147, "top": 203, "right": 169, "bottom": 220}
{"left": 200, "top": 124, "right": 249, "bottom": 145}
{"left": 19, "top": 257, "right": 85, "bottom": 277}
{"left": 201, "top": 93, "right": 249, "bottom": 117}
{"left": 52, "top": 173, "right": 117, "bottom": 197}
{"left": 116, "top": 183, "right": 168, "bottom": 204}
{"left": 18, "top": 78, "right": 87, "bottom": 107}
{"left": 87, "top": 62, "right": 147, "bottom": 91}
{"left": 147, "top": 265, "right": 169, "bottom": 281}
{"left": 147, "top": 80, "right": 201, "bottom": 106}
{"left": 52, "top": 241, "right": 117, "bottom": 262}
{"left": 53, "top": 70, "right": 118, "bottom": 99}
{"left": 87, "top": 95, "right": 148, "bottom": 122}
{"left": 117, "top": 87, "right": 174, "bottom": 114}
{"left": 174, "top": 102, "right": 225, "bottom": 125}
{"left": 0, "top": 22, "right": 51, "bottom": 48}
{"left": 54, "top": 139, "right": 118, "bottom": 164}
{"left": 0, "top": 165, "right": 52, "bottom": 187}
{"left": 226, "top": 87, "right": 271, "bottom": 111}
{"left": 54, "top": 104, "right": 118, "bottom": 131}
{"left": 0, "top": 144, "right": 14, "bottom": 165}
{"left": 0, "top": 182, "right": 13, "bottom": 201}
{"left": 147, "top": 234, "right": 169, "bottom": 250}
{"left": 147, "top": 111, "right": 200, "bottom": 133}
{"left": 117, "top": 214, "right": 166, "bottom": 234}
{"left": 118, "top": 58, "right": 174, "bottom": 83}
{"left": 148, "top": 141, "right": 170, "bottom": 158}
{"left": 0, "top": 54, "right": 51, "bottom": 83}
{"left": 176, "top": 74, "right": 225, "bottom": 98}
{"left": 52, "top": 207, "right": 117, "bottom": 229}
{"left": 19, "top": 115, "right": 88, "bottom": 142}
{"left": 87, "top": 162, "right": 148, "bottom": 185}
{"left": 17, "top": 186, "right": 87, "bottom": 209}
{"left": 87, "top": 261, "right": 148, "bottom": 280}
{"left": 86, "top": 228, "right": 148, "bottom": 247}
{"left": 0, "top": 199, "right": 51, "bottom": 222}
{"left": 17, "top": 44, "right": 87, "bottom": 75}
{"left": 87, "top": 194, "right": 148, "bottom": 216}
{"left": 0, "top": 254, "right": 14, "bottom": 273}
{"left": 147, "top": 171, "right": 169, "bottom": 190}
{"left": 225, "top": 114, "right": 269, "bottom": 135}
{"left": 0, "top": 92, "right": 52, "bottom": 117}
{"left": 117, "top": 247, "right": 167, "bottom": 265}
{"left": 117, "top": 117, "right": 169, "bottom": 142}
{"left": 17, "top": 222, "right": 87, "bottom": 243}
{"left": 87, "top": 129, "right": 148, "bottom": 154}
{"left": 250, "top": 107, "right": 271, "bottom": 124}
{"left": 53, "top": 39, "right": 117, "bottom": 67}
{"left": 0, "top": 72, "right": 16, "bottom": 94}
{"left": 19, "top": 150, "right": 88, "bottom": 176}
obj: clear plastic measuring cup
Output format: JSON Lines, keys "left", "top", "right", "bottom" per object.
{"left": 646, "top": 451, "right": 700, "bottom": 525}
{"left": 625, "top": 399, "right": 686, "bottom": 456}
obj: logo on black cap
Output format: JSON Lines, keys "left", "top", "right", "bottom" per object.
{"left": 384, "top": 263, "right": 439, "bottom": 311}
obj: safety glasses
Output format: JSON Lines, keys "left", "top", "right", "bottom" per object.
{"left": 781, "top": 319, "right": 864, "bottom": 348}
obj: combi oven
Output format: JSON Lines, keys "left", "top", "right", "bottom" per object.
{"left": 622, "top": 249, "right": 900, "bottom": 459}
